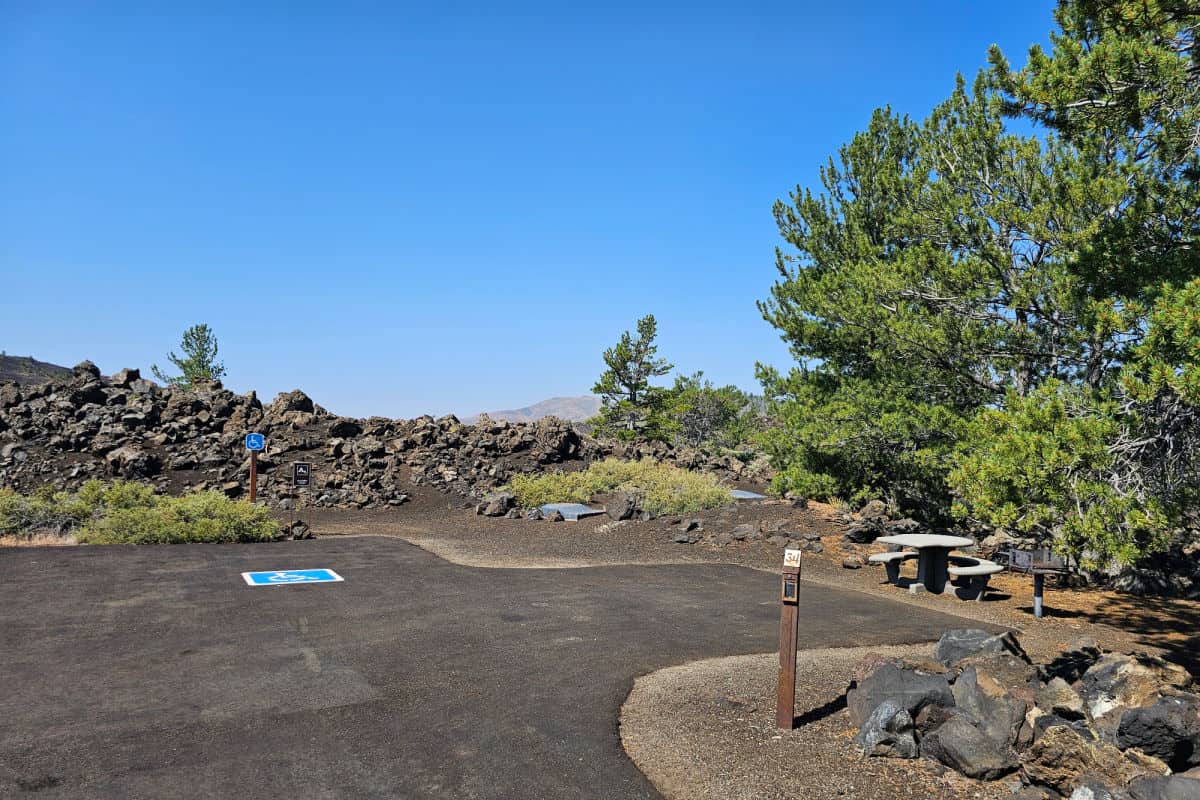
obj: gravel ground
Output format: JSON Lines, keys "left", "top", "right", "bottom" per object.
{"left": 621, "top": 646, "right": 1014, "bottom": 800}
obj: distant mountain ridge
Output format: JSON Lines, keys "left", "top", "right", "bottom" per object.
{"left": 0, "top": 354, "right": 72, "bottom": 384}
{"left": 464, "top": 395, "right": 600, "bottom": 424}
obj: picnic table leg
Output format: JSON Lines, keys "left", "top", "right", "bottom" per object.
{"left": 1033, "top": 573, "right": 1045, "bottom": 619}
{"left": 919, "top": 548, "right": 950, "bottom": 594}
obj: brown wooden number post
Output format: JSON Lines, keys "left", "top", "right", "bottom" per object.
{"left": 776, "top": 548, "right": 802, "bottom": 729}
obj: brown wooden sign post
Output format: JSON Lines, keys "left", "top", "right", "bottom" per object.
{"left": 245, "top": 433, "right": 265, "bottom": 504}
{"left": 776, "top": 548, "right": 802, "bottom": 729}
{"left": 249, "top": 450, "right": 258, "bottom": 503}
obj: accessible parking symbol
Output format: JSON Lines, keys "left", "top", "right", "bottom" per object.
{"left": 242, "top": 569, "right": 343, "bottom": 586}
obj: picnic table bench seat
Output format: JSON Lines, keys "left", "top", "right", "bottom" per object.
{"left": 947, "top": 560, "right": 1004, "bottom": 576}
{"left": 947, "top": 558, "right": 1003, "bottom": 601}
{"left": 867, "top": 551, "right": 919, "bottom": 583}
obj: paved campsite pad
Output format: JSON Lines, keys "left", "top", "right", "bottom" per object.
{"left": 0, "top": 538, "right": 990, "bottom": 799}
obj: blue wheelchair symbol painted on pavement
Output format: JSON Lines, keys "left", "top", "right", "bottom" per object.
{"left": 242, "top": 569, "right": 343, "bottom": 586}
{"left": 245, "top": 433, "right": 265, "bottom": 451}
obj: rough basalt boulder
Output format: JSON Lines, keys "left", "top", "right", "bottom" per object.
{"left": 1126, "top": 775, "right": 1200, "bottom": 800}
{"left": 606, "top": 491, "right": 639, "bottom": 521}
{"left": 851, "top": 629, "right": 1197, "bottom": 799}
{"left": 1039, "top": 677, "right": 1090, "bottom": 721}
{"left": 953, "top": 666, "right": 1029, "bottom": 748}
{"left": 476, "top": 492, "right": 516, "bottom": 517}
{"left": 853, "top": 699, "right": 918, "bottom": 758}
{"left": 920, "top": 712, "right": 1018, "bottom": 780}
{"left": 1080, "top": 654, "right": 1193, "bottom": 720}
{"left": 847, "top": 662, "right": 954, "bottom": 727}
{"left": 1117, "top": 695, "right": 1200, "bottom": 771}
{"left": 935, "top": 629, "right": 1030, "bottom": 667}
{"left": 1021, "top": 725, "right": 1168, "bottom": 795}
{"left": 104, "top": 445, "right": 162, "bottom": 478}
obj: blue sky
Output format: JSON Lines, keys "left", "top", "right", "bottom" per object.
{"left": 1, "top": 1, "right": 1056, "bottom": 418}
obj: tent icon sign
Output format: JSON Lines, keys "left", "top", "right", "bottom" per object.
{"left": 293, "top": 462, "right": 312, "bottom": 487}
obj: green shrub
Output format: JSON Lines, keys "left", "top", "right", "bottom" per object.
{"left": 1, "top": 481, "right": 275, "bottom": 545}
{"left": 507, "top": 458, "right": 733, "bottom": 516}
{"left": 0, "top": 486, "right": 94, "bottom": 538}
{"left": 77, "top": 478, "right": 157, "bottom": 511}
{"left": 77, "top": 492, "right": 276, "bottom": 545}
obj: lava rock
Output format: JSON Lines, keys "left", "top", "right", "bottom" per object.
{"left": 953, "top": 666, "right": 1029, "bottom": 748}
{"left": 329, "top": 419, "right": 363, "bottom": 438}
{"left": 104, "top": 446, "right": 162, "bottom": 479}
{"left": 934, "top": 629, "right": 1030, "bottom": 667}
{"left": 279, "top": 519, "right": 313, "bottom": 540}
{"left": 1021, "top": 724, "right": 1168, "bottom": 796}
{"left": 109, "top": 368, "right": 141, "bottom": 388}
{"left": 1039, "top": 677, "right": 1089, "bottom": 722}
{"left": 1069, "top": 779, "right": 1132, "bottom": 800}
{"left": 607, "top": 491, "right": 639, "bottom": 521}
{"left": 843, "top": 520, "right": 883, "bottom": 544}
{"left": 477, "top": 492, "right": 515, "bottom": 517}
{"left": 71, "top": 360, "right": 101, "bottom": 381}
{"left": 847, "top": 662, "right": 954, "bottom": 727}
{"left": 1117, "top": 695, "right": 1200, "bottom": 772}
{"left": 731, "top": 523, "right": 757, "bottom": 541}
{"left": 1079, "top": 654, "right": 1193, "bottom": 720}
{"left": 1126, "top": 775, "right": 1200, "bottom": 800}
{"left": 853, "top": 699, "right": 918, "bottom": 758}
{"left": 920, "top": 713, "right": 1017, "bottom": 780}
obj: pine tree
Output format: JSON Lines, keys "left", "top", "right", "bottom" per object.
{"left": 590, "top": 315, "right": 673, "bottom": 440}
{"left": 152, "top": 324, "right": 227, "bottom": 390}
{"left": 759, "top": 1, "right": 1200, "bottom": 566}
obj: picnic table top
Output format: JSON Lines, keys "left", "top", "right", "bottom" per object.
{"left": 876, "top": 533, "right": 975, "bottom": 549}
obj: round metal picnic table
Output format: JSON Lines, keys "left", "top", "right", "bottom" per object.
{"left": 875, "top": 533, "right": 975, "bottom": 594}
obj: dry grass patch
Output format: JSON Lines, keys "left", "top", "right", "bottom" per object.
{"left": 507, "top": 458, "right": 733, "bottom": 516}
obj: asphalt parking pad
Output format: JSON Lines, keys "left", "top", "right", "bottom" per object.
{"left": 0, "top": 538, "right": 990, "bottom": 799}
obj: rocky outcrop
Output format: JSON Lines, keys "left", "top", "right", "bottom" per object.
{"left": 0, "top": 366, "right": 759, "bottom": 509}
{"left": 850, "top": 629, "right": 1195, "bottom": 798}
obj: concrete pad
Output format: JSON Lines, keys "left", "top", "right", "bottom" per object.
{"left": 0, "top": 538, "right": 994, "bottom": 798}
{"left": 540, "top": 502, "right": 606, "bottom": 521}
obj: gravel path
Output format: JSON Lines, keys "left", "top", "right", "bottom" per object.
{"left": 621, "top": 646, "right": 1014, "bottom": 800}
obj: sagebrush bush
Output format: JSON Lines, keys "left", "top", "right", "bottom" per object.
{"left": 0, "top": 481, "right": 276, "bottom": 545}
{"left": 77, "top": 492, "right": 276, "bottom": 545}
{"left": 0, "top": 486, "right": 94, "bottom": 537}
{"left": 77, "top": 478, "right": 157, "bottom": 511}
{"left": 507, "top": 458, "right": 733, "bottom": 516}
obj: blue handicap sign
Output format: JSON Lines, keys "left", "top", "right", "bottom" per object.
{"left": 245, "top": 433, "right": 265, "bottom": 451}
{"left": 241, "top": 569, "right": 343, "bottom": 586}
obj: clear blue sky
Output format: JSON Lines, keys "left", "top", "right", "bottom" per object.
{"left": 1, "top": 1, "right": 1056, "bottom": 419}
